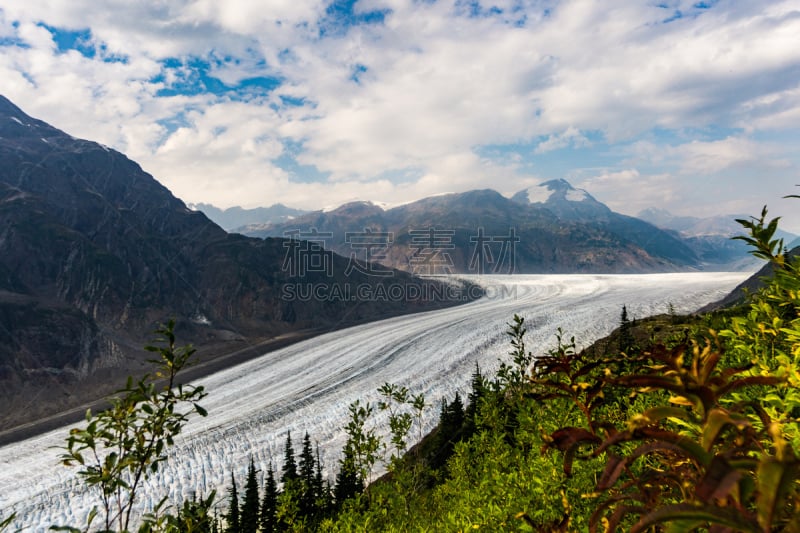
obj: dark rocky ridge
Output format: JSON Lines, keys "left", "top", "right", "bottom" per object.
{"left": 0, "top": 96, "right": 472, "bottom": 431}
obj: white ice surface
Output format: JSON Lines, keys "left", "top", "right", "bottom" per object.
{"left": 0, "top": 273, "right": 749, "bottom": 531}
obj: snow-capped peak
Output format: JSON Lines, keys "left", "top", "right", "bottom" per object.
{"left": 322, "top": 200, "right": 386, "bottom": 213}
{"left": 512, "top": 179, "right": 592, "bottom": 205}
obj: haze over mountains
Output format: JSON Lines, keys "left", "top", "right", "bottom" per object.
{"left": 230, "top": 179, "right": 776, "bottom": 274}
{"left": 0, "top": 96, "right": 467, "bottom": 431}
{"left": 188, "top": 203, "right": 309, "bottom": 232}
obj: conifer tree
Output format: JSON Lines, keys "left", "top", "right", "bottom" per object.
{"left": 260, "top": 464, "right": 279, "bottom": 533}
{"left": 432, "top": 392, "right": 466, "bottom": 468}
{"left": 314, "top": 447, "right": 332, "bottom": 518}
{"left": 619, "top": 304, "right": 634, "bottom": 353}
{"left": 226, "top": 473, "right": 240, "bottom": 533}
{"left": 463, "top": 362, "right": 486, "bottom": 437}
{"left": 240, "top": 459, "right": 260, "bottom": 533}
{"left": 298, "top": 433, "right": 317, "bottom": 519}
{"left": 438, "top": 397, "right": 449, "bottom": 428}
{"left": 211, "top": 509, "right": 220, "bottom": 533}
{"left": 333, "top": 443, "right": 363, "bottom": 506}
{"left": 281, "top": 432, "right": 298, "bottom": 484}
{"left": 449, "top": 391, "right": 465, "bottom": 430}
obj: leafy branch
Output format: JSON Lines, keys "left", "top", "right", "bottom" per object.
{"left": 55, "top": 320, "right": 211, "bottom": 532}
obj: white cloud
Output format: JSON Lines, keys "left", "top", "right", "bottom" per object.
{"left": 579, "top": 169, "right": 679, "bottom": 217}
{"left": 535, "top": 127, "right": 591, "bottom": 153}
{"left": 676, "top": 137, "right": 766, "bottom": 175}
{"left": 0, "top": 0, "right": 798, "bottom": 228}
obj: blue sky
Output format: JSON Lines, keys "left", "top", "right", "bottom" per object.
{"left": 1, "top": 1, "right": 800, "bottom": 231}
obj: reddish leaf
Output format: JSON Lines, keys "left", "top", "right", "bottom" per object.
{"left": 545, "top": 427, "right": 601, "bottom": 475}
{"left": 630, "top": 503, "right": 760, "bottom": 533}
{"left": 695, "top": 455, "right": 742, "bottom": 503}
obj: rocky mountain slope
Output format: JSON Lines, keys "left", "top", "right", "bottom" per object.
{"left": 245, "top": 186, "right": 699, "bottom": 274}
{"left": 0, "top": 95, "right": 467, "bottom": 431}
{"left": 510, "top": 179, "right": 698, "bottom": 267}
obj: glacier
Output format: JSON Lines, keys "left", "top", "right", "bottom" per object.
{"left": 0, "top": 273, "right": 750, "bottom": 531}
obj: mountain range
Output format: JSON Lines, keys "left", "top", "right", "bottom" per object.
{"left": 237, "top": 179, "right": 755, "bottom": 274}
{"left": 0, "top": 96, "right": 468, "bottom": 432}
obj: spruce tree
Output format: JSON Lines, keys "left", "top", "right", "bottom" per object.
{"left": 447, "top": 392, "right": 465, "bottom": 439}
{"left": 240, "top": 459, "right": 260, "bottom": 533}
{"left": 281, "top": 432, "right": 298, "bottom": 484}
{"left": 432, "top": 392, "right": 467, "bottom": 468}
{"left": 225, "top": 473, "right": 240, "bottom": 533}
{"left": 260, "top": 464, "right": 279, "bottom": 533}
{"left": 438, "top": 398, "right": 449, "bottom": 430}
{"left": 314, "top": 447, "right": 332, "bottom": 518}
{"left": 449, "top": 392, "right": 465, "bottom": 429}
{"left": 211, "top": 509, "right": 220, "bottom": 533}
{"left": 463, "top": 362, "right": 486, "bottom": 438}
{"left": 298, "top": 433, "right": 317, "bottom": 519}
{"left": 333, "top": 443, "right": 363, "bottom": 507}
{"left": 619, "top": 304, "right": 634, "bottom": 353}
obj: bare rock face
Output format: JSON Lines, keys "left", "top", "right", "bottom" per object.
{"left": 0, "top": 96, "right": 469, "bottom": 431}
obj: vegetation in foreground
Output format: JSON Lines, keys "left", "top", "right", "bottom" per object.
{"left": 1, "top": 203, "right": 799, "bottom": 532}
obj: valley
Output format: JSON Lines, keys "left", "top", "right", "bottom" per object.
{"left": 0, "top": 272, "right": 747, "bottom": 530}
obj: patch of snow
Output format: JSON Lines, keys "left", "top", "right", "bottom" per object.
{"left": 98, "top": 144, "right": 110, "bottom": 152}
{"left": 10, "top": 117, "right": 24, "bottom": 125}
{"left": 522, "top": 184, "right": 553, "bottom": 204}
{"left": 191, "top": 314, "right": 212, "bottom": 326}
{"left": 322, "top": 200, "right": 386, "bottom": 213}
{"left": 566, "top": 188, "right": 589, "bottom": 202}
{"left": 40, "top": 138, "right": 49, "bottom": 144}
{"left": 387, "top": 192, "right": 456, "bottom": 209}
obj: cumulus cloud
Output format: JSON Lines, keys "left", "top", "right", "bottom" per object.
{"left": 0, "top": 0, "right": 799, "bottom": 228}
{"left": 578, "top": 169, "right": 677, "bottom": 216}
{"left": 535, "top": 127, "right": 591, "bottom": 153}
{"left": 676, "top": 137, "right": 768, "bottom": 175}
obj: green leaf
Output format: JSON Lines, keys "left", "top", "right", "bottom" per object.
{"left": 701, "top": 409, "right": 750, "bottom": 452}
{"left": 695, "top": 455, "right": 741, "bottom": 503}
{"left": 756, "top": 456, "right": 799, "bottom": 530}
